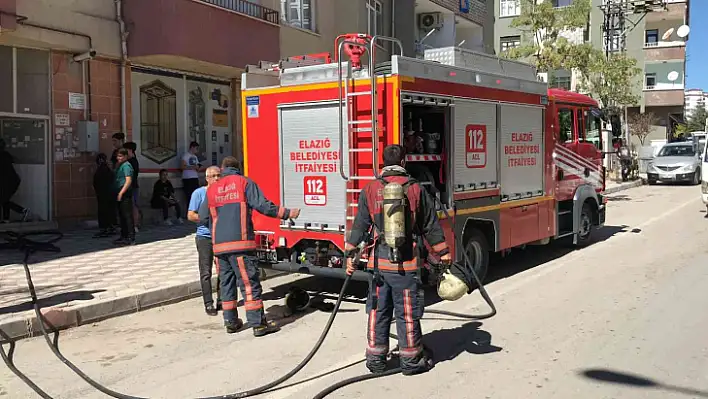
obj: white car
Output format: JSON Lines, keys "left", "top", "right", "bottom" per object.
{"left": 646, "top": 142, "right": 701, "bottom": 185}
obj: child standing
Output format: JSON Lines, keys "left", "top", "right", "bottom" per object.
{"left": 93, "top": 153, "right": 115, "bottom": 237}
{"left": 114, "top": 148, "right": 135, "bottom": 245}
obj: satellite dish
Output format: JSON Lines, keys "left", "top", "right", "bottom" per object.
{"left": 668, "top": 71, "right": 679, "bottom": 82}
{"left": 677, "top": 25, "right": 690, "bottom": 38}
{"left": 662, "top": 28, "right": 674, "bottom": 40}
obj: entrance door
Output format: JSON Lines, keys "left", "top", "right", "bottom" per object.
{"left": 0, "top": 117, "right": 50, "bottom": 222}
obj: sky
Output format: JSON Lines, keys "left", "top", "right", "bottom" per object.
{"left": 685, "top": 0, "right": 706, "bottom": 90}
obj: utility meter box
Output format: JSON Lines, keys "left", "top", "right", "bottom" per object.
{"left": 76, "top": 121, "right": 99, "bottom": 153}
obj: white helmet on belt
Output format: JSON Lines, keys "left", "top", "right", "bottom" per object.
{"left": 437, "top": 269, "right": 468, "bottom": 301}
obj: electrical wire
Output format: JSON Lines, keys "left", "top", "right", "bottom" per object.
{"left": 0, "top": 231, "right": 363, "bottom": 399}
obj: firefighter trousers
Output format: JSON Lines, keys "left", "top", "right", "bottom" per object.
{"left": 217, "top": 254, "right": 264, "bottom": 327}
{"left": 365, "top": 270, "right": 426, "bottom": 372}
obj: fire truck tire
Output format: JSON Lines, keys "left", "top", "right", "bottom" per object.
{"left": 575, "top": 202, "right": 594, "bottom": 247}
{"left": 463, "top": 228, "right": 489, "bottom": 289}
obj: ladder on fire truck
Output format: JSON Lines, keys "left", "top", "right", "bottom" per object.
{"left": 334, "top": 35, "right": 404, "bottom": 235}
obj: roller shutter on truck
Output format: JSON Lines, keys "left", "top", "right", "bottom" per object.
{"left": 499, "top": 104, "right": 545, "bottom": 201}
{"left": 452, "top": 99, "right": 499, "bottom": 192}
{"left": 278, "top": 102, "right": 349, "bottom": 231}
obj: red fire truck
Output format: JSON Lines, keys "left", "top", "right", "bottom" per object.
{"left": 240, "top": 34, "right": 606, "bottom": 284}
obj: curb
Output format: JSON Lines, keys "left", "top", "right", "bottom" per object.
{"left": 0, "top": 269, "right": 288, "bottom": 342}
{"left": 604, "top": 179, "right": 644, "bottom": 195}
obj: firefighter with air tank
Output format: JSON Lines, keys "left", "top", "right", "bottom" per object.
{"left": 344, "top": 144, "right": 452, "bottom": 375}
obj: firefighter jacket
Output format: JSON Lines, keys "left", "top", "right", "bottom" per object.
{"left": 345, "top": 166, "right": 449, "bottom": 273}
{"left": 199, "top": 167, "right": 293, "bottom": 255}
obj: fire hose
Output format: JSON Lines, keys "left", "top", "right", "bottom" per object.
{"left": 1, "top": 198, "right": 496, "bottom": 398}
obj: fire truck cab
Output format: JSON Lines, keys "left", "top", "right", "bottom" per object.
{"left": 240, "top": 34, "right": 606, "bottom": 285}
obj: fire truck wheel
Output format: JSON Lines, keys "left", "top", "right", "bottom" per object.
{"left": 575, "top": 202, "right": 594, "bottom": 247}
{"left": 463, "top": 229, "right": 489, "bottom": 289}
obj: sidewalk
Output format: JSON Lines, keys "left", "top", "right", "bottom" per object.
{"left": 0, "top": 223, "right": 282, "bottom": 341}
{"left": 604, "top": 178, "right": 644, "bottom": 194}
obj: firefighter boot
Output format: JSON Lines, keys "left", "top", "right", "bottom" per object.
{"left": 253, "top": 319, "right": 280, "bottom": 337}
{"left": 225, "top": 318, "right": 244, "bottom": 334}
{"left": 401, "top": 346, "right": 434, "bottom": 376}
{"left": 365, "top": 355, "right": 387, "bottom": 374}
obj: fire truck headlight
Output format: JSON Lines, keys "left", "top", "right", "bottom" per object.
{"left": 278, "top": 237, "right": 287, "bottom": 247}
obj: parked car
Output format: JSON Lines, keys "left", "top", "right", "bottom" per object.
{"left": 646, "top": 142, "right": 701, "bottom": 185}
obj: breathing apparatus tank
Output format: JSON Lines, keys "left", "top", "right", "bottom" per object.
{"left": 382, "top": 182, "right": 407, "bottom": 263}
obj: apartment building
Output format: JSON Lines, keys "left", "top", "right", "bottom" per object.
{"left": 685, "top": 88, "right": 707, "bottom": 117}
{"left": 266, "top": 0, "right": 491, "bottom": 60}
{"left": 494, "top": 0, "right": 690, "bottom": 144}
{"left": 0, "top": 0, "right": 281, "bottom": 226}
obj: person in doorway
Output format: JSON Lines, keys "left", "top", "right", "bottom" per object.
{"left": 181, "top": 141, "right": 202, "bottom": 210}
{"left": 124, "top": 142, "right": 141, "bottom": 232}
{"left": 188, "top": 166, "right": 221, "bottom": 316}
{"left": 345, "top": 144, "right": 450, "bottom": 376}
{"left": 113, "top": 148, "right": 135, "bottom": 245}
{"left": 150, "top": 169, "right": 183, "bottom": 225}
{"left": 0, "top": 138, "right": 29, "bottom": 223}
{"left": 110, "top": 132, "right": 125, "bottom": 170}
{"left": 93, "top": 153, "right": 116, "bottom": 237}
{"left": 198, "top": 156, "right": 301, "bottom": 335}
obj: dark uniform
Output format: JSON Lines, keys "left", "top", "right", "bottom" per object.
{"left": 346, "top": 166, "right": 450, "bottom": 375}
{"left": 200, "top": 166, "right": 294, "bottom": 335}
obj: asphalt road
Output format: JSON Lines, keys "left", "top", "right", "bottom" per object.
{"left": 2, "top": 184, "right": 708, "bottom": 399}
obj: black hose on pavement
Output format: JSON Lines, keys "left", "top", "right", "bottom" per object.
{"left": 0, "top": 231, "right": 363, "bottom": 399}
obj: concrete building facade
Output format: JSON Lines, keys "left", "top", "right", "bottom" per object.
{"left": 685, "top": 88, "right": 707, "bottom": 118}
{"left": 491, "top": 0, "right": 690, "bottom": 145}
{"left": 0, "top": 0, "right": 491, "bottom": 226}
{"left": 0, "top": 0, "right": 281, "bottom": 226}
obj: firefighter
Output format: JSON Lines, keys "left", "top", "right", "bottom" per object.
{"left": 345, "top": 144, "right": 451, "bottom": 375}
{"left": 199, "top": 156, "right": 301, "bottom": 336}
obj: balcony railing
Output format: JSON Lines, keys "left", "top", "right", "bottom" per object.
{"left": 644, "top": 41, "right": 686, "bottom": 48}
{"left": 198, "top": 0, "right": 279, "bottom": 24}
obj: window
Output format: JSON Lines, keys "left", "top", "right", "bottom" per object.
{"left": 553, "top": 0, "right": 572, "bottom": 7}
{"left": 16, "top": 48, "right": 49, "bottom": 115}
{"left": 367, "top": 0, "right": 383, "bottom": 37}
{"left": 500, "top": 0, "right": 520, "bottom": 17}
{"left": 0, "top": 46, "right": 12, "bottom": 113}
{"left": 140, "top": 80, "right": 178, "bottom": 164}
{"left": 280, "top": 0, "right": 316, "bottom": 32}
{"left": 551, "top": 76, "right": 571, "bottom": 91}
{"left": 558, "top": 108, "right": 575, "bottom": 143}
{"left": 645, "top": 29, "right": 658, "bottom": 45}
{"left": 585, "top": 109, "right": 602, "bottom": 149}
{"left": 576, "top": 109, "right": 585, "bottom": 140}
{"left": 500, "top": 36, "right": 521, "bottom": 53}
{"left": 645, "top": 73, "right": 656, "bottom": 89}
{"left": 603, "top": 32, "right": 623, "bottom": 52}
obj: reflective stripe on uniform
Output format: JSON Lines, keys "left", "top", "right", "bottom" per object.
{"left": 368, "top": 258, "right": 418, "bottom": 272}
{"left": 213, "top": 240, "right": 257, "bottom": 254}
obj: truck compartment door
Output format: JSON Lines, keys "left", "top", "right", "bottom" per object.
{"left": 279, "top": 102, "right": 348, "bottom": 232}
{"left": 499, "top": 104, "right": 544, "bottom": 201}
{"left": 452, "top": 99, "right": 498, "bottom": 192}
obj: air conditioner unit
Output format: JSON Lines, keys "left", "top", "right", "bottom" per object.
{"left": 418, "top": 12, "right": 443, "bottom": 31}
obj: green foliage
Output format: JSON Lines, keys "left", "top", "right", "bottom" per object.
{"left": 686, "top": 105, "right": 708, "bottom": 132}
{"left": 673, "top": 123, "right": 689, "bottom": 139}
{"left": 577, "top": 51, "right": 642, "bottom": 107}
{"left": 503, "top": 0, "right": 593, "bottom": 73}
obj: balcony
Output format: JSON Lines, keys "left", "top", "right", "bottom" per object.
{"left": 0, "top": 0, "right": 17, "bottom": 31}
{"left": 643, "top": 42, "right": 686, "bottom": 61}
{"left": 646, "top": 2, "right": 686, "bottom": 23}
{"left": 123, "top": 0, "right": 280, "bottom": 78}
{"left": 643, "top": 86, "right": 685, "bottom": 107}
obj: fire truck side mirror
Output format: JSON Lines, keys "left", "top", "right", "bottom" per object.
{"left": 610, "top": 114, "right": 622, "bottom": 138}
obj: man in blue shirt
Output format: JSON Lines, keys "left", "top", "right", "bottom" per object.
{"left": 188, "top": 166, "right": 222, "bottom": 316}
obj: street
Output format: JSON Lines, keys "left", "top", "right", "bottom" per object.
{"left": 2, "top": 184, "right": 708, "bottom": 399}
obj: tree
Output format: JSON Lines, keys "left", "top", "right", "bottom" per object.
{"left": 503, "top": 0, "right": 595, "bottom": 75}
{"left": 577, "top": 50, "right": 642, "bottom": 108}
{"left": 628, "top": 112, "right": 657, "bottom": 146}
{"left": 673, "top": 123, "right": 689, "bottom": 140}
{"left": 686, "top": 104, "right": 708, "bottom": 132}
